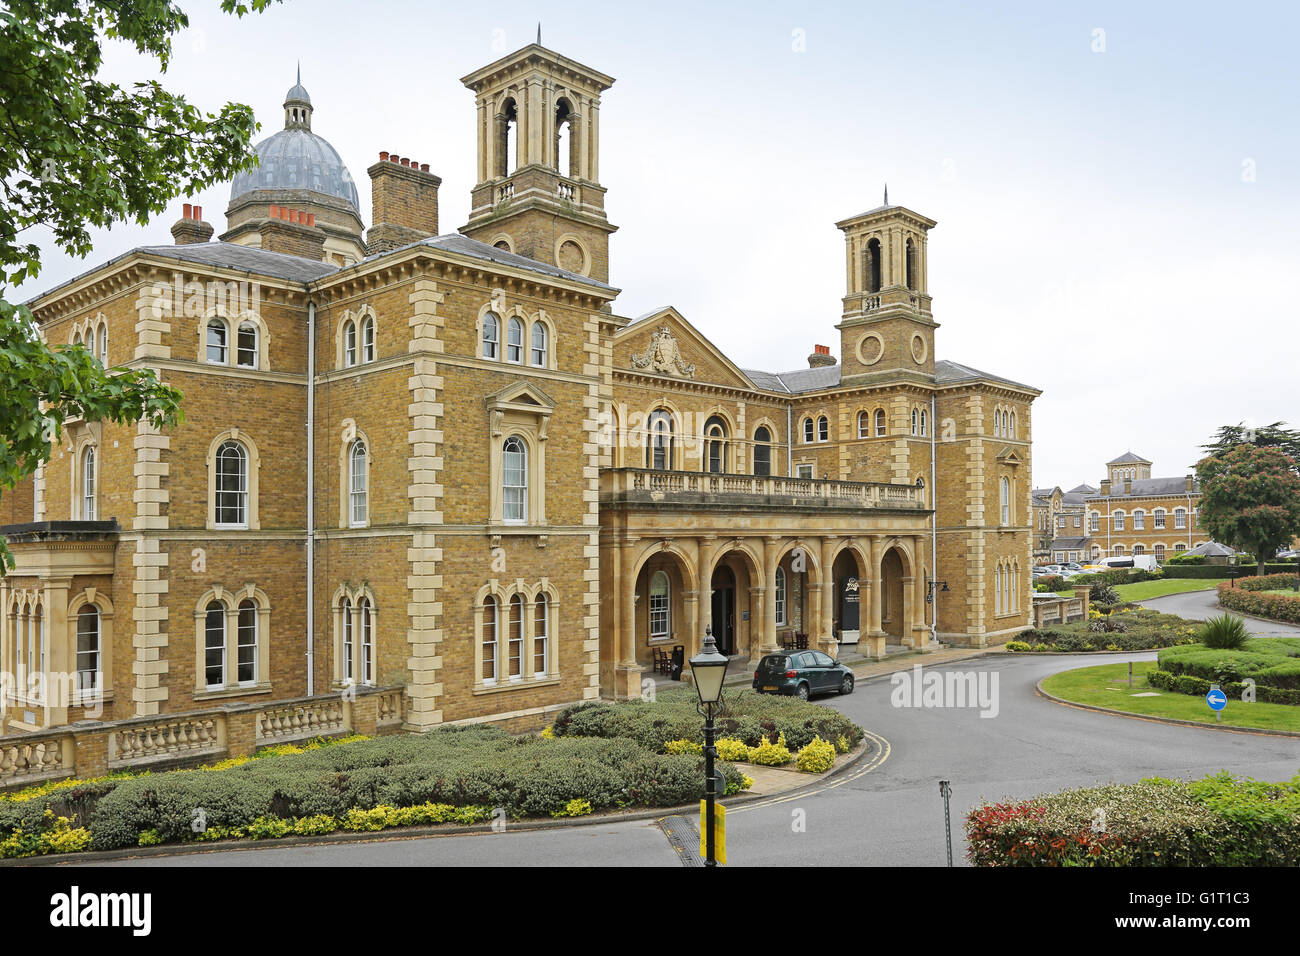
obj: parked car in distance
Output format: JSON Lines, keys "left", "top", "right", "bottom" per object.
{"left": 753, "top": 650, "right": 854, "bottom": 700}
{"left": 1095, "top": 554, "right": 1159, "bottom": 572}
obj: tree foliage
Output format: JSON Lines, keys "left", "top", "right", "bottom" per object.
{"left": 1195, "top": 445, "right": 1300, "bottom": 573}
{"left": 0, "top": 1, "right": 277, "bottom": 571}
{"left": 1202, "top": 421, "right": 1300, "bottom": 471}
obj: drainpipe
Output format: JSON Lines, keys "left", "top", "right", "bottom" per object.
{"left": 306, "top": 299, "right": 316, "bottom": 697}
{"left": 929, "top": 393, "right": 938, "bottom": 646}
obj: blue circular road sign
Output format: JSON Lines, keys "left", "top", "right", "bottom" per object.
{"left": 1206, "top": 688, "right": 1227, "bottom": 711}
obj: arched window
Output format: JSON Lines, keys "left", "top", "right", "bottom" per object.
{"left": 215, "top": 441, "right": 249, "bottom": 527}
{"left": 1009, "top": 411, "right": 1016, "bottom": 438}
{"left": 206, "top": 319, "right": 229, "bottom": 364}
{"left": 81, "top": 446, "right": 96, "bottom": 520}
{"left": 236, "top": 321, "right": 258, "bottom": 368}
{"left": 857, "top": 411, "right": 870, "bottom": 439}
{"left": 1154, "top": 544, "right": 1166, "bottom": 562}
{"left": 341, "top": 596, "right": 354, "bottom": 684}
{"left": 1154, "top": 508, "right": 1167, "bottom": 529}
{"left": 506, "top": 316, "right": 524, "bottom": 363}
{"left": 1090, "top": 511, "right": 1100, "bottom": 533}
{"left": 817, "top": 416, "right": 829, "bottom": 442}
{"left": 1114, "top": 510, "right": 1126, "bottom": 531}
{"left": 349, "top": 440, "right": 368, "bottom": 528}
{"left": 1000, "top": 476, "right": 1011, "bottom": 526}
{"left": 1133, "top": 544, "right": 1145, "bottom": 555}
{"left": 1114, "top": 544, "right": 1125, "bottom": 556}
{"left": 481, "top": 312, "right": 500, "bottom": 360}
{"left": 919, "top": 410, "right": 927, "bottom": 437}
{"left": 648, "top": 410, "right": 674, "bottom": 470}
{"left": 76, "top": 604, "right": 100, "bottom": 695}
{"left": 96, "top": 325, "right": 107, "bottom": 366}
{"left": 534, "top": 594, "right": 550, "bottom": 678}
{"left": 204, "top": 601, "right": 226, "bottom": 688}
{"left": 705, "top": 415, "right": 727, "bottom": 474}
{"left": 530, "top": 321, "right": 548, "bottom": 367}
{"left": 1174, "top": 507, "right": 1187, "bottom": 529}
{"left": 775, "top": 566, "right": 787, "bottom": 625}
{"left": 995, "top": 565, "right": 1003, "bottom": 615}
{"left": 753, "top": 426, "right": 772, "bottom": 476}
{"left": 503, "top": 436, "right": 527, "bottom": 523}
{"left": 343, "top": 319, "right": 357, "bottom": 367}
{"left": 995, "top": 410, "right": 1003, "bottom": 437}
{"left": 237, "top": 598, "right": 258, "bottom": 685}
{"left": 905, "top": 238, "right": 916, "bottom": 290}
{"left": 508, "top": 594, "right": 524, "bottom": 680}
{"left": 802, "top": 417, "right": 814, "bottom": 444}
{"left": 874, "top": 408, "right": 886, "bottom": 437}
{"left": 482, "top": 595, "right": 499, "bottom": 684}
{"left": 361, "top": 316, "right": 375, "bottom": 363}
{"left": 359, "top": 597, "right": 374, "bottom": 686}
{"left": 649, "top": 570, "right": 670, "bottom": 640}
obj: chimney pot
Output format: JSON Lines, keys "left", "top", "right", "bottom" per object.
{"left": 307, "top": 212, "right": 316, "bottom": 228}
{"left": 269, "top": 204, "right": 279, "bottom": 219}
{"left": 183, "top": 202, "right": 193, "bottom": 220}
{"left": 401, "top": 158, "right": 410, "bottom": 167}
{"left": 421, "top": 163, "right": 430, "bottom": 172}
{"left": 379, "top": 151, "right": 389, "bottom": 162}
{"left": 194, "top": 206, "right": 202, "bottom": 221}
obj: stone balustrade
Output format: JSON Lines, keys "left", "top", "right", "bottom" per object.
{"left": 1031, "top": 586, "right": 1092, "bottom": 627}
{"left": 0, "top": 685, "right": 406, "bottom": 791}
{"left": 604, "top": 468, "right": 926, "bottom": 512}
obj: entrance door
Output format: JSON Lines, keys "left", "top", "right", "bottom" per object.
{"left": 711, "top": 566, "right": 735, "bottom": 655}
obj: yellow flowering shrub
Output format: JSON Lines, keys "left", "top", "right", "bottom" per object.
{"left": 540, "top": 725, "right": 555, "bottom": 739}
{"left": 664, "top": 738, "right": 703, "bottom": 755}
{"left": 748, "top": 732, "right": 793, "bottom": 766}
{"left": 715, "top": 737, "right": 750, "bottom": 761}
{"left": 0, "top": 811, "right": 92, "bottom": 858}
{"left": 796, "top": 736, "right": 837, "bottom": 773}
{"left": 551, "top": 798, "right": 593, "bottom": 818}
{"left": 835, "top": 734, "right": 851, "bottom": 754}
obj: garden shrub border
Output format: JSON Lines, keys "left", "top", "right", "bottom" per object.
{"left": 1217, "top": 576, "right": 1300, "bottom": 624}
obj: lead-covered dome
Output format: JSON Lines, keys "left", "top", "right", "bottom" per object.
{"left": 228, "top": 74, "right": 359, "bottom": 211}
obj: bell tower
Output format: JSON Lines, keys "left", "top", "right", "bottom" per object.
{"left": 459, "top": 43, "right": 617, "bottom": 282}
{"left": 835, "top": 194, "right": 939, "bottom": 386}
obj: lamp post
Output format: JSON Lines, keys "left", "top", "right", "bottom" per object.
{"left": 1228, "top": 553, "right": 1238, "bottom": 588}
{"left": 690, "top": 624, "right": 729, "bottom": 867}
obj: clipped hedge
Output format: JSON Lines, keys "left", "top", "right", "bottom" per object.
{"left": 1164, "top": 563, "right": 1298, "bottom": 579}
{"left": 1146, "top": 668, "right": 1300, "bottom": 706}
{"left": 1218, "top": 581, "right": 1300, "bottom": 624}
{"left": 1015, "top": 608, "right": 1200, "bottom": 652}
{"left": 967, "top": 772, "right": 1300, "bottom": 866}
{"left": 1156, "top": 638, "right": 1300, "bottom": 691}
{"left": 550, "top": 688, "right": 865, "bottom": 753}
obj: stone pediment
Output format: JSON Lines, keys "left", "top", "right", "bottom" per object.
{"left": 615, "top": 307, "right": 757, "bottom": 390}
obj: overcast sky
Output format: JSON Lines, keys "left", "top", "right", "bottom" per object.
{"left": 13, "top": 0, "right": 1299, "bottom": 487}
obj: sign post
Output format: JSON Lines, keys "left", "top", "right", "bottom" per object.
{"left": 1206, "top": 685, "right": 1227, "bottom": 723}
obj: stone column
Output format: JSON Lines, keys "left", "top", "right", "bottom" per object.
{"left": 912, "top": 538, "right": 931, "bottom": 650}
{"left": 697, "top": 537, "right": 717, "bottom": 654}
{"left": 862, "top": 535, "right": 886, "bottom": 660}
{"left": 44, "top": 579, "right": 71, "bottom": 728}
{"left": 761, "top": 536, "right": 780, "bottom": 653}
{"left": 616, "top": 539, "right": 640, "bottom": 699}
{"left": 818, "top": 537, "right": 837, "bottom": 654}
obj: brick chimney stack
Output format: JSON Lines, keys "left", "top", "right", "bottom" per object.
{"left": 807, "top": 344, "right": 837, "bottom": 368}
{"left": 258, "top": 205, "right": 326, "bottom": 260}
{"left": 171, "top": 203, "right": 214, "bottom": 244}
{"left": 366, "top": 151, "right": 442, "bottom": 255}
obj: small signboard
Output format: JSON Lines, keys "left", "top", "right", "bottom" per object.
{"left": 1206, "top": 688, "right": 1227, "bottom": 712}
{"left": 840, "top": 577, "right": 860, "bottom": 631}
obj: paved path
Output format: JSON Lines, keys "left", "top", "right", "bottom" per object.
{"left": 80, "top": 650, "right": 1299, "bottom": 868}
{"left": 1140, "top": 588, "right": 1300, "bottom": 636}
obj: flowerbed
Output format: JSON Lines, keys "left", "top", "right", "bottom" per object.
{"left": 1218, "top": 575, "right": 1300, "bottom": 623}
{"left": 1147, "top": 637, "right": 1300, "bottom": 705}
{"left": 967, "top": 771, "right": 1300, "bottom": 866}
{"left": 1010, "top": 607, "right": 1200, "bottom": 652}
{"left": 0, "top": 726, "right": 752, "bottom": 858}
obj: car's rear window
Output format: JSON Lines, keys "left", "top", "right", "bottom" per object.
{"left": 759, "top": 655, "right": 789, "bottom": 669}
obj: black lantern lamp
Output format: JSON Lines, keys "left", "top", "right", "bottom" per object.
{"left": 690, "top": 625, "right": 729, "bottom": 866}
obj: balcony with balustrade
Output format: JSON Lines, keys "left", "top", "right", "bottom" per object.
{"left": 600, "top": 468, "right": 928, "bottom": 515}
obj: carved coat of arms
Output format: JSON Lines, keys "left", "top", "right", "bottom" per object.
{"left": 630, "top": 326, "right": 695, "bottom": 378}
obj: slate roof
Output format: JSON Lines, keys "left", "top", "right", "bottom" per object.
{"left": 1107, "top": 451, "right": 1151, "bottom": 465}
{"left": 391, "top": 234, "right": 618, "bottom": 292}
{"left": 1183, "top": 541, "right": 1237, "bottom": 557}
{"left": 1087, "top": 477, "right": 1199, "bottom": 498}
{"left": 1068, "top": 483, "right": 1098, "bottom": 495}
{"left": 737, "top": 358, "right": 1039, "bottom": 395}
{"left": 1049, "top": 537, "right": 1092, "bottom": 550}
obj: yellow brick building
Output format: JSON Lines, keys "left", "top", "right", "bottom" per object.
{"left": 1, "top": 43, "right": 1039, "bottom": 737}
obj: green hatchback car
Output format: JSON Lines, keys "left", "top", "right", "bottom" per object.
{"left": 752, "top": 650, "right": 855, "bottom": 701}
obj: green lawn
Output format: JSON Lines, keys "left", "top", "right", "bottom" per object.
{"left": 1041, "top": 660, "right": 1300, "bottom": 733}
{"left": 1044, "top": 579, "right": 1227, "bottom": 600}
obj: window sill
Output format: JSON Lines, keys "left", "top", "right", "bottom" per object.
{"left": 193, "top": 683, "right": 273, "bottom": 702}
{"left": 473, "top": 676, "right": 561, "bottom": 696}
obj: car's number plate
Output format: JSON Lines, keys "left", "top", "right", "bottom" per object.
{"left": 762, "top": 685, "right": 777, "bottom": 692}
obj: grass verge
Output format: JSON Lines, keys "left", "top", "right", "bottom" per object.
{"left": 1040, "top": 661, "right": 1300, "bottom": 733}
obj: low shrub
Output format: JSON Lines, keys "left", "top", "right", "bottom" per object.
{"left": 795, "top": 737, "right": 836, "bottom": 773}
{"left": 663, "top": 739, "right": 703, "bottom": 756}
{"left": 0, "top": 811, "right": 93, "bottom": 859}
{"left": 1198, "top": 612, "right": 1249, "bottom": 650}
{"left": 1005, "top": 640, "right": 1032, "bottom": 652}
{"left": 715, "top": 737, "right": 751, "bottom": 761}
{"left": 1218, "top": 581, "right": 1300, "bottom": 624}
{"left": 1158, "top": 639, "right": 1300, "bottom": 690}
{"left": 967, "top": 772, "right": 1300, "bottom": 866}
{"left": 748, "top": 733, "right": 793, "bottom": 766}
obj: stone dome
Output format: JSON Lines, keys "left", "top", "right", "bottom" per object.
{"left": 228, "top": 76, "right": 359, "bottom": 211}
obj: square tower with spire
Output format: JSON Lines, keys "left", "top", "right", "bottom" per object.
{"left": 835, "top": 193, "right": 938, "bottom": 386}
{"left": 458, "top": 42, "right": 617, "bottom": 282}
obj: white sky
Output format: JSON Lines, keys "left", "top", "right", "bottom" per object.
{"left": 12, "top": 0, "right": 1299, "bottom": 487}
